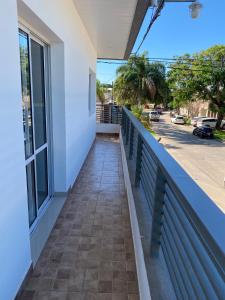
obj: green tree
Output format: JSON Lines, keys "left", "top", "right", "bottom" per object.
{"left": 114, "top": 53, "right": 168, "bottom": 106}
{"left": 167, "top": 54, "right": 196, "bottom": 113}
{"left": 96, "top": 79, "right": 106, "bottom": 104}
{"left": 194, "top": 45, "right": 225, "bottom": 127}
{"left": 167, "top": 45, "right": 225, "bottom": 127}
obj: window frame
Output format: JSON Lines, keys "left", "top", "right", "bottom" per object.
{"left": 88, "top": 68, "right": 96, "bottom": 116}
{"left": 19, "top": 23, "right": 54, "bottom": 232}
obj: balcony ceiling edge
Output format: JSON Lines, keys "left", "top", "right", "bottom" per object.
{"left": 124, "top": 0, "right": 151, "bottom": 60}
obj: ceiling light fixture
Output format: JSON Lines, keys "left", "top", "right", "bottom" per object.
{"left": 189, "top": 1, "right": 203, "bottom": 19}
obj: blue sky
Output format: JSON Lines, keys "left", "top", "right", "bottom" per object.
{"left": 97, "top": 0, "right": 225, "bottom": 84}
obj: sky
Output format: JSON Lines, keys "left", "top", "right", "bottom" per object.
{"left": 97, "top": 0, "right": 225, "bottom": 84}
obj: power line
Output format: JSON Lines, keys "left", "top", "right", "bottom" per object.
{"left": 135, "top": 0, "right": 165, "bottom": 54}
{"left": 98, "top": 56, "right": 223, "bottom": 64}
{"left": 97, "top": 60, "right": 224, "bottom": 73}
{"left": 97, "top": 56, "right": 224, "bottom": 69}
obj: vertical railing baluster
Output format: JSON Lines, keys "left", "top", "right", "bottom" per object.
{"left": 125, "top": 118, "right": 130, "bottom": 145}
{"left": 123, "top": 110, "right": 127, "bottom": 136}
{"left": 135, "top": 134, "right": 143, "bottom": 187}
{"left": 150, "top": 166, "right": 165, "bottom": 257}
{"left": 129, "top": 124, "right": 134, "bottom": 159}
{"left": 110, "top": 105, "right": 112, "bottom": 123}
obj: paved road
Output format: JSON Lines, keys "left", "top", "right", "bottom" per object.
{"left": 152, "top": 113, "right": 225, "bottom": 213}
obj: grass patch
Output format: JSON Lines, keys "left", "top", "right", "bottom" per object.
{"left": 184, "top": 117, "right": 191, "bottom": 126}
{"left": 130, "top": 108, "right": 157, "bottom": 138}
{"left": 140, "top": 119, "right": 157, "bottom": 137}
{"left": 214, "top": 130, "right": 225, "bottom": 141}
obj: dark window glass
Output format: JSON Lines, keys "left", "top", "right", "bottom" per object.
{"left": 26, "top": 162, "right": 37, "bottom": 226}
{"left": 31, "top": 39, "right": 47, "bottom": 149}
{"left": 36, "top": 149, "right": 48, "bottom": 208}
{"left": 19, "top": 30, "right": 34, "bottom": 158}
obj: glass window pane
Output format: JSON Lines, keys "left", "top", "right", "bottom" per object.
{"left": 19, "top": 30, "right": 34, "bottom": 158}
{"left": 31, "top": 40, "right": 47, "bottom": 149}
{"left": 36, "top": 149, "right": 48, "bottom": 208}
{"left": 26, "top": 162, "right": 37, "bottom": 226}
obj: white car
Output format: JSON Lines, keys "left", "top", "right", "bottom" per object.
{"left": 191, "top": 116, "right": 207, "bottom": 127}
{"left": 221, "top": 120, "right": 225, "bottom": 130}
{"left": 197, "top": 118, "right": 217, "bottom": 129}
{"left": 171, "top": 115, "right": 185, "bottom": 125}
{"left": 195, "top": 117, "right": 225, "bottom": 129}
{"left": 149, "top": 111, "right": 160, "bottom": 121}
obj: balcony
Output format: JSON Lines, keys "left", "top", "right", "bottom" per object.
{"left": 18, "top": 135, "right": 139, "bottom": 300}
{"left": 18, "top": 105, "right": 225, "bottom": 300}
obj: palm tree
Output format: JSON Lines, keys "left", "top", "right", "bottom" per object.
{"left": 96, "top": 79, "right": 106, "bottom": 104}
{"left": 114, "top": 53, "right": 167, "bottom": 106}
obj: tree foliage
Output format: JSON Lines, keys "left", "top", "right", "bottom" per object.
{"left": 96, "top": 79, "right": 106, "bottom": 104}
{"left": 114, "top": 53, "right": 168, "bottom": 106}
{"left": 167, "top": 45, "right": 225, "bottom": 127}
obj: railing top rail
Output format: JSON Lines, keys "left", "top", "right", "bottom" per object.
{"left": 123, "top": 106, "right": 225, "bottom": 266}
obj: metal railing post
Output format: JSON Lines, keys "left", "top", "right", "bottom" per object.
{"left": 150, "top": 166, "right": 165, "bottom": 257}
{"left": 122, "top": 109, "right": 126, "bottom": 136}
{"left": 134, "top": 134, "right": 143, "bottom": 187}
{"left": 125, "top": 118, "right": 130, "bottom": 145}
{"left": 109, "top": 104, "right": 112, "bottom": 123}
{"left": 129, "top": 124, "right": 134, "bottom": 159}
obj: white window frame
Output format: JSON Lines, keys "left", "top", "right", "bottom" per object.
{"left": 19, "top": 22, "right": 54, "bottom": 233}
{"left": 88, "top": 69, "right": 96, "bottom": 116}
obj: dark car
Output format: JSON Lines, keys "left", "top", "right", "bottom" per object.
{"left": 193, "top": 126, "right": 214, "bottom": 138}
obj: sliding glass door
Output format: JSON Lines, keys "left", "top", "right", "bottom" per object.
{"left": 19, "top": 29, "right": 51, "bottom": 228}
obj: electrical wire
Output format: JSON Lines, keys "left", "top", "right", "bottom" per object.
{"left": 98, "top": 57, "right": 223, "bottom": 64}
{"left": 135, "top": 0, "right": 165, "bottom": 54}
{"left": 97, "top": 57, "right": 224, "bottom": 71}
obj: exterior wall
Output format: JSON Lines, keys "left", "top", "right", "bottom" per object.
{"left": 19, "top": 0, "right": 97, "bottom": 190}
{"left": 0, "top": 0, "right": 97, "bottom": 299}
{"left": 180, "top": 100, "right": 218, "bottom": 118}
{"left": 0, "top": 2, "right": 32, "bottom": 300}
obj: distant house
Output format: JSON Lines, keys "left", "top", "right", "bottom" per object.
{"left": 179, "top": 100, "right": 218, "bottom": 118}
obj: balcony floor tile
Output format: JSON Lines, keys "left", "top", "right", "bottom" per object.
{"left": 18, "top": 135, "right": 139, "bottom": 300}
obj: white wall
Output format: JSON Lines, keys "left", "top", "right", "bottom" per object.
{"left": 18, "top": 0, "right": 97, "bottom": 190}
{"left": 0, "top": 2, "right": 32, "bottom": 300}
{"left": 0, "top": 0, "right": 97, "bottom": 299}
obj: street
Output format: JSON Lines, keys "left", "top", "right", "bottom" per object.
{"left": 152, "top": 113, "right": 225, "bottom": 213}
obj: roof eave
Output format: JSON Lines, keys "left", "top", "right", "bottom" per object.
{"left": 124, "top": 0, "right": 151, "bottom": 60}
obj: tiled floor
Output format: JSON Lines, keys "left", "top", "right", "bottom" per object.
{"left": 19, "top": 135, "right": 139, "bottom": 300}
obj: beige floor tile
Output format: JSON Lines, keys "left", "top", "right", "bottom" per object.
{"left": 18, "top": 136, "right": 139, "bottom": 300}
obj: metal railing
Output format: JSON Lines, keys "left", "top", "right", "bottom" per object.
{"left": 121, "top": 107, "right": 225, "bottom": 300}
{"left": 96, "top": 103, "right": 122, "bottom": 124}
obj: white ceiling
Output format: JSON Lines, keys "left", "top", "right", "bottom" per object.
{"left": 73, "top": 0, "right": 139, "bottom": 59}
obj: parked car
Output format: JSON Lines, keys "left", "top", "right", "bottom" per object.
{"left": 155, "top": 106, "right": 163, "bottom": 114}
{"left": 171, "top": 115, "right": 185, "bottom": 125}
{"left": 193, "top": 126, "right": 214, "bottom": 138}
{"left": 142, "top": 110, "right": 151, "bottom": 117}
{"left": 196, "top": 118, "right": 218, "bottom": 129}
{"left": 149, "top": 111, "right": 160, "bottom": 121}
{"left": 191, "top": 116, "right": 207, "bottom": 127}
{"left": 194, "top": 117, "right": 225, "bottom": 129}
{"left": 221, "top": 120, "right": 225, "bottom": 130}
